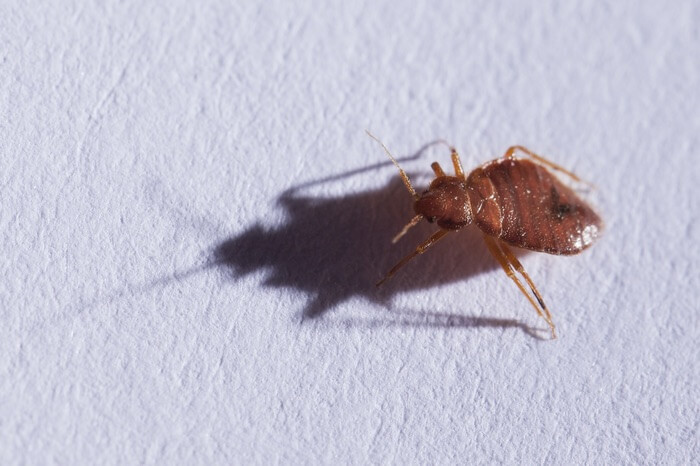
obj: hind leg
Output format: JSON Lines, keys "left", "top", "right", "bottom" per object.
{"left": 483, "top": 235, "right": 557, "bottom": 338}
{"left": 503, "top": 145, "right": 591, "bottom": 187}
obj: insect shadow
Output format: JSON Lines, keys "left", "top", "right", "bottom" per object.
{"left": 214, "top": 156, "right": 542, "bottom": 337}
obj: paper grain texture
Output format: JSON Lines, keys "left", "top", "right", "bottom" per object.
{"left": 1, "top": 0, "right": 697, "bottom": 464}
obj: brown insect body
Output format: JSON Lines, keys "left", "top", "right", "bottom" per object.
{"left": 367, "top": 131, "right": 602, "bottom": 339}
{"left": 414, "top": 176, "right": 473, "bottom": 230}
{"left": 416, "top": 158, "right": 601, "bottom": 255}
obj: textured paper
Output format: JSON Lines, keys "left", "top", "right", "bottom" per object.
{"left": 1, "top": 1, "right": 697, "bottom": 463}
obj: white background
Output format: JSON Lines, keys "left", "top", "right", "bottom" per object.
{"left": 1, "top": 0, "right": 698, "bottom": 464}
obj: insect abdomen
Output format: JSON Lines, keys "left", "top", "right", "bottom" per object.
{"left": 466, "top": 158, "right": 602, "bottom": 255}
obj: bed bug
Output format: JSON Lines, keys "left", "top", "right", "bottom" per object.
{"left": 367, "top": 131, "right": 602, "bottom": 339}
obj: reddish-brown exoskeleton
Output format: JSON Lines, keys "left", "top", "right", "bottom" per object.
{"left": 368, "top": 131, "right": 602, "bottom": 339}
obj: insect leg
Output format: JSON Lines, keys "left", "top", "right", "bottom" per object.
{"left": 376, "top": 229, "right": 450, "bottom": 286}
{"left": 497, "top": 242, "right": 557, "bottom": 337}
{"left": 391, "top": 214, "right": 423, "bottom": 244}
{"left": 503, "top": 145, "right": 591, "bottom": 186}
{"left": 482, "top": 235, "right": 557, "bottom": 338}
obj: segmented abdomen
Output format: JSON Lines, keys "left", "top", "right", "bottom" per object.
{"left": 466, "top": 158, "right": 602, "bottom": 255}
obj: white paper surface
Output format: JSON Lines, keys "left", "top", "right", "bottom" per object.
{"left": 1, "top": 1, "right": 697, "bottom": 464}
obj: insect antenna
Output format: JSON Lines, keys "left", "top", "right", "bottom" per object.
{"left": 366, "top": 130, "right": 419, "bottom": 200}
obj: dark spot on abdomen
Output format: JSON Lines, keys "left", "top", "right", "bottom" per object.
{"left": 550, "top": 186, "right": 575, "bottom": 221}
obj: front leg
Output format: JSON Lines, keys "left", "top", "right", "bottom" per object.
{"left": 377, "top": 229, "right": 450, "bottom": 286}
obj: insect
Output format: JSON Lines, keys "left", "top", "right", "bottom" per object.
{"left": 367, "top": 131, "right": 602, "bottom": 339}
